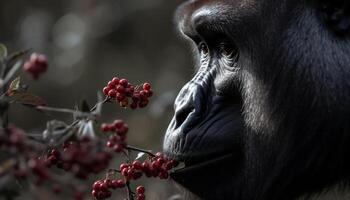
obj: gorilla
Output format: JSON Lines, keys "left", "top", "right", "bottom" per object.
{"left": 163, "top": 0, "right": 350, "bottom": 199}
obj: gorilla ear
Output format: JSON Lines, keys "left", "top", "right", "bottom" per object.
{"left": 317, "top": 0, "right": 350, "bottom": 34}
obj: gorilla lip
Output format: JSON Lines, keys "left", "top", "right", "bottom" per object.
{"left": 171, "top": 152, "right": 238, "bottom": 174}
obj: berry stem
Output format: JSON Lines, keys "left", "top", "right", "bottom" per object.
{"left": 107, "top": 169, "right": 121, "bottom": 174}
{"left": 125, "top": 145, "right": 156, "bottom": 157}
{"left": 90, "top": 96, "right": 110, "bottom": 112}
{"left": 126, "top": 181, "right": 134, "bottom": 200}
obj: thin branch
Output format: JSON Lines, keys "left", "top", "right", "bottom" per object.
{"left": 126, "top": 145, "right": 156, "bottom": 157}
{"left": 36, "top": 106, "right": 91, "bottom": 117}
{"left": 90, "top": 96, "right": 110, "bottom": 112}
{"left": 126, "top": 181, "right": 134, "bottom": 200}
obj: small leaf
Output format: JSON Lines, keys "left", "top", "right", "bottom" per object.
{"left": 7, "top": 77, "right": 21, "bottom": 96}
{"left": 0, "top": 44, "right": 7, "bottom": 60}
{"left": 11, "top": 92, "right": 47, "bottom": 106}
{"left": 80, "top": 100, "right": 90, "bottom": 112}
{"left": 136, "top": 152, "right": 146, "bottom": 160}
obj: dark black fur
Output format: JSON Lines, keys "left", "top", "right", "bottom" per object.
{"left": 163, "top": 0, "right": 350, "bottom": 200}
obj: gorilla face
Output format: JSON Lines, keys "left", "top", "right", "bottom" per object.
{"left": 163, "top": 0, "right": 350, "bottom": 199}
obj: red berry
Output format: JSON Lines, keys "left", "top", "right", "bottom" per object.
{"left": 113, "top": 120, "right": 124, "bottom": 129}
{"left": 139, "top": 100, "right": 149, "bottom": 108}
{"left": 106, "top": 141, "right": 114, "bottom": 148}
{"left": 91, "top": 190, "right": 98, "bottom": 197}
{"left": 100, "top": 181, "right": 108, "bottom": 190}
{"left": 121, "top": 168, "right": 129, "bottom": 177}
{"left": 115, "top": 179, "right": 125, "bottom": 188}
{"left": 120, "top": 163, "right": 129, "bottom": 171}
{"left": 116, "top": 85, "right": 125, "bottom": 93}
{"left": 159, "top": 171, "right": 169, "bottom": 179}
{"left": 157, "top": 157, "right": 165, "bottom": 165}
{"left": 144, "top": 89, "right": 153, "bottom": 97}
{"left": 132, "top": 161, "right": 142, "bottom": 170}
{"left": 136, "top": 186, "right": 145, "bottom": 194}
{"left": 100, "top": 123, "right": 110, "bottom": 132}
{"left": 93, "top": 181, "right": 102, "bottom": 190}
{"left": 23, "top": 53, "right": 48, "bottom": 79}
{"left": 143, "top": 83, "right": 151, "bottom": 91}
{"left": 119, "top": 79, "right": 128, "bottom": 87}
{"left": 108, "top": 89, "right": 117, "bottom": 98}
{"left": 111, "top": 77, "right": 120, "bottom": 85}
{"left": 107, "top": 81, "right": 115, "bottom": 88}
{"left": 113, "top": 144, "right": 124, "bottom": 152}
{"left": 116, "top": 93, "right": 126, "bottom": 101}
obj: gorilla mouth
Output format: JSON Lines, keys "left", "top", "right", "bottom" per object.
{"left": 173, "top": 152, "right": 239, "bottom": 173}
{"left": 166, "top": 97, "right": 244, "bottom": 174}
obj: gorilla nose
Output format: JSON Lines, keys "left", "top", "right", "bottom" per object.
{"left": 174, "top": 105, "right": 195, "bottom": 130}
{"left": 172, "top": 81, "right": 210, "bottom": 134}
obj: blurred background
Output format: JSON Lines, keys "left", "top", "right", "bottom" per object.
{"left": 0, "top": 0, "right": 194, "bottom": 199}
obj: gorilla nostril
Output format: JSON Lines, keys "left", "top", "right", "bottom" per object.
{"left": 175, "top": 106, "right": 195, "bottom": 129}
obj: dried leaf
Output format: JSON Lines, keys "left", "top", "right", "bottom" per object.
{"left": 11, "top": 92, "right": 47, "bottom": 106}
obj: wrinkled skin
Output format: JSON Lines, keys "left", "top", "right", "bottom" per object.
{"left": 163, "top": 0, "right": 350, "bottom": 199}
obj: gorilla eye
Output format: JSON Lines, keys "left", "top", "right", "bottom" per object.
{"left": 218, "top": 43, "right": 239, "bottom": 69}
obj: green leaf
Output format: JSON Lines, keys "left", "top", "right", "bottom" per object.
{"left": 0, "top": 44, "right": 7, "bottom": 60}
{"left": 7, "top": 77, "right": 20, "bottom": 96}
{"left": 11, "top": 92, "right": 47, "bottom": 106}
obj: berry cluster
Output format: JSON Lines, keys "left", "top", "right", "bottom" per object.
{"left": 0, "top": 125, "right": 26, "bottom": 152}
{"left": 23, "top": 53, "right": 48, "bottom": 79}
{"left": 45, "top": 139, "right": 112, "bottom": 179}
{"left": 92, "top": 179, "right": 126, "bottom": 200}
{"left": 0, "top": 126, "right": 48, "bottom": 183}
{"left": 101, "top": 119, "right": 128, "bottom": 153}
{"left": 91, "top": 152, "right": 179, "bottom": 200}
{"left": 120, "top": 152, "right": 178, "bottom": 180}
{"left": 102, "top": 77, "right": 153, "bottom": 109}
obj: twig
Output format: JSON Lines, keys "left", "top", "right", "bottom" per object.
{"left": 90, "top": 96, "right": 110, "bottom": 112}
{"left": 126, "top": 181, "right": 134, "bottom": 200}
{"left": 126, "top": 145, "right": 156, "bottom": 157}
{"left": 36, "top": 106, "right": 91, "bottom": 117}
